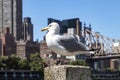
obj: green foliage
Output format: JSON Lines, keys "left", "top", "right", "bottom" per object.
{"left": 104, "top": 68, "right": 115, "bottom": 72}
{"left": 30, "top": 53, "right": 41, "bottom": 61}
{"left": 18, "top": 59, "right": 30, "bottom": 70}
{"left": 29, "top": 53, "right": 44, "bottom": 72}
{"left": 0, "top": 56, "right": 8, "bottom": 69}
{"left": 0, "top": 53, "right": 44, "bottom": 72}
{"left": 7, "top": 54, "right": 21, "bottom": 69}
{"left": 68, "top": 60, "right": 88, "bottom": 66}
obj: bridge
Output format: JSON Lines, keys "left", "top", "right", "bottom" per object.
{"left": 82, "top": 26, "right": 120, "bottom": 70}
{"left": 83, "top": 26, "right": 120, "bottom": 57}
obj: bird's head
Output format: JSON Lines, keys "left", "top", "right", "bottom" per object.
{"left": 41, "top": 22, "right": 60, "bottom": 34}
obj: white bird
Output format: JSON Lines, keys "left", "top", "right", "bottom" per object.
{"left": 41, "top": 22, "right": 94, "bottom": 56}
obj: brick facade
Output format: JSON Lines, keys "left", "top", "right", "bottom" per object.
{"left": 0, "top": 0, "right": 22, "bottom": 40}
{"left": 0, "top": 27, "right": 16, "bottom": 56}
{"left": 16, "top": 41, "right": 40, "bottom": 59}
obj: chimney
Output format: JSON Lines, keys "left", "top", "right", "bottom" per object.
{"left": 76, "top": 20, "right": 80, "bottom": 36}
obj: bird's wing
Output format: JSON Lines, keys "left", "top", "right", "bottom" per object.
{"left": 57, "top": 35, "right": 87, "bottom": 52}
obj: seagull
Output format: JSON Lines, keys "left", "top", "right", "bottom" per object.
{"left": 41, "top": 22, "right": 94, "bottom": 56}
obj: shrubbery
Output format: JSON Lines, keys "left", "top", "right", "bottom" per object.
{"left": 0, "top": 53, "right": 44, "bottom": 72}
{"left": 68, "top": 59, "right": 88, "bottom": 66}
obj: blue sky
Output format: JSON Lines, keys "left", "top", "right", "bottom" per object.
{"left": 23, "top": 0, "right": 120, "bottom": 41}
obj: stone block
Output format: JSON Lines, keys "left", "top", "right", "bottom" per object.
{"left": 44, "top": 65, "right": 92, "bottom": 80}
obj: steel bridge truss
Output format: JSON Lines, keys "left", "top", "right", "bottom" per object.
{"left": 83, "top": 29, "right": 120, "bottom": 56}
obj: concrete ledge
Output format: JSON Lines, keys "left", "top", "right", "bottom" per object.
{"left": 44, "top": 65, "right": 92, "bottom": 80}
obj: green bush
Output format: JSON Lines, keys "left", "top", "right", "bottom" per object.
{"left": 68, "top": 60, "right": 88, "bottom": 66}
{"left": 0, "top": 53, "right": 44, "bottom": 72}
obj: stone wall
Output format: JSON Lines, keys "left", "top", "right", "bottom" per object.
{"left": 44, "top": 65, "right": 92, "bottom": 80}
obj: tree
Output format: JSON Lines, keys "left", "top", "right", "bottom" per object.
{"left": 7, "top": 54, "right": 21, "bottom": 69}
{"left": 68, "top": 60, "right": 88, "bottom": 66}
{"left": 18, "top": 59, "right": 30, "bottom": 70}
{"left": 29, "top": 53, "right": 44, "bottom": 72}
{"left": 0, "top": 53, "right": 44, "bottom": 71}
{"left": 0, "top": 56, "right": 8, "bottom": 70}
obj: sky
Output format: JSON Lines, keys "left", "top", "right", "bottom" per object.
{"left": 23, "top": 0, "right": 120, "bottom": 41}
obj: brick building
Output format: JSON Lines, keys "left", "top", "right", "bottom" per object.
{"left": 0, "top": 0, "right": 40, "bottom": 58}
{"left": 0, "top": 0, "right": 22, "bottom": 40}
{"left": 110, "top": 59, "right": 120, "bottom": 70}
{"left": 0, "top": 17, "right": 39, "bottom": 59}
{"left": 16, "top": 41, "right": 40, "bottom": 59}
{"left": 0, "top": 27, "right": 16, "bottom": 56}
{"left": 15, "top": 17, "right": 40, "bottom": 59}
{"left": 22, "top": 17, "right": 33, "bottom": 41}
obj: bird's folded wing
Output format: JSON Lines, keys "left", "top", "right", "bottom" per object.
{"left": 57, "top": 35, "right": 87, "bottom": 52}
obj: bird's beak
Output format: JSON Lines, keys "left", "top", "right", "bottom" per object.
{"left": 41, "top": 27, "right": 49, "bottom": 31}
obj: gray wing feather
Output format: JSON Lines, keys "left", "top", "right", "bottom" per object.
{"left": 57, "top": 35, "right": 86, "bottom": 52}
